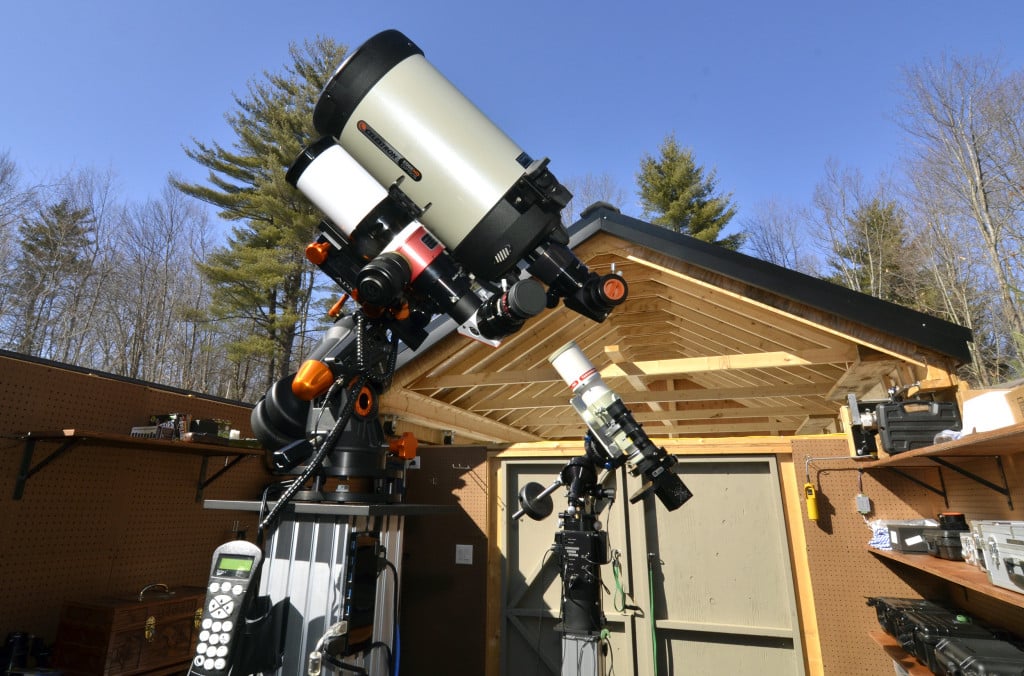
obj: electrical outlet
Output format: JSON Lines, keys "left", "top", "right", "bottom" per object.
{"left": 856, "top": 493, "right": 872, "bottom": 515}
{"left": 455, "top": 544, "right": 473, "bottom": 565}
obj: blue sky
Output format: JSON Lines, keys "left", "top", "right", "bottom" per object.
{"left": 3, "top": 0, "right": 1024, "bottom": 237}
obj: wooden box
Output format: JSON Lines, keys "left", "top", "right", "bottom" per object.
{"left": 53, "top": 586, "right": 205, "bottom": 676}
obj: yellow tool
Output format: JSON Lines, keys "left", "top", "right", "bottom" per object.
{"left": 804, "top": 482, "right": 819, "bottom": 521}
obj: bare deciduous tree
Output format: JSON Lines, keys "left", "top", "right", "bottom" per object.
{"left": 0, "top": 152, "right": 35, "bottom": 321}
{"left": 562, "top": 173, "right": 629, "bottom": 224}
{"left": 898, "top": 55, "right": 1024, "bottom": 359}
{"left": 1, "top": 168, "right": 116, "bottom": 363}
{"left": 741, "top": 198, "right": 819, "bottom": 275}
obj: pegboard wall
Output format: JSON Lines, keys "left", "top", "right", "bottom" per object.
{"left": 401, "top": 445, "right": 489, "bottom": 676}
{"left": 0, "top": 352, "right": 273, "bottom": 642}
{"left": 792, "top": 437, "right": 1024, "bottom": 675}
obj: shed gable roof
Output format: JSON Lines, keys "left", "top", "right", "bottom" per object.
{"left": 384, "top": 207, "right": 972, "bottom": 444}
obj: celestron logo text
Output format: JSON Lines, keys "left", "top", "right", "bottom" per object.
{"left": 357, "top": 120, "right": 422, "bottom": 181}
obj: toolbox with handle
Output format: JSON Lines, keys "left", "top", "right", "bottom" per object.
{"left": 933, "top": 636, "right": 1024, "bottom": 675}
{"left": 989, "top": 540, "right": 1024, "bottom": 596}
{"left": 876, "top": 399, "right": 961, "bottom": 454}
{"left": 898, "top": 609, "right": 994, "bottom": 673}
{"left": 54, "top": 584, "right": 205, "bottom": 675}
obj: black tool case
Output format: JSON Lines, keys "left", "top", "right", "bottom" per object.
{"left": 925, "top": 526, "right": 971, "bottom": 561}
{"left": 933, "top": 636, "right": 1024, "bottom": 675}
{"left": 899, "top": 609, "right": 994, "bottom": 673}
{"left": 867, "top": 597, "right": 949, "bottom": 636}
{"left": 877, "top": 399, "right": 961, "bottom": 454}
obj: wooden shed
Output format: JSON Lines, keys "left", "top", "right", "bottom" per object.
{"left": 8, "top": 206, "right": 1024, "bottom": 675}
{"left": 386, "top": 205, "right": 1005, "bottom": 676}
{"left": 384, "top": 205, "right": 971, "bottom": 445}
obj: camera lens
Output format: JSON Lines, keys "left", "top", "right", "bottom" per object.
{"left": 506, "top": 279, "right": 548, "bottom": 319}
{"left": 475, "top": 279, "right": 547, "bottom": 339}
{"left": 357, "top": 253, "right": 410, "bottom": 306}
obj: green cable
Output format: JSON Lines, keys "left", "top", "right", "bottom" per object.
{"left": 611, "top": 550, "right": 625, "bottom": 612}
{"left": 648, "top": 554, "right": 658, "bottom": 676}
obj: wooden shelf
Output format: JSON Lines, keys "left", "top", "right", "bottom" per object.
{"left": 17, "top": 428, "right": 264, "bottom": 456}
{"left": 868, "top": 630, "right": 931, "bottom": 675}
{"left": 863, "top": 423, "right": 1024, "bottom": 669}
{"left": 863, "top": 422, "right": 1024, "bottom": 468}
{"left": 9, "top": 429, "right": 264, "bottom": 501}
{"left": 868, "top": 547, "right": 1024, "bottom": 608}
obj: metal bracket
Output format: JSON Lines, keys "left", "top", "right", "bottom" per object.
{"left": 13, "top": 433, "right": 254, "bottom": 501}
{"left": 194, "top": 455, "right": 251, "bottom": 502}
{"left": 928, "top": 455, "right": 1013, "bottom": 510}
{"left": 884, "top": 466, "right": 949, "bottom": 508}
{"left": 14, "top": 435, "right": 80, "bottom": 499}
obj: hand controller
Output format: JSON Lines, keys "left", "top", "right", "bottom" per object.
{"left": 189, "top": 540, "right": 263, "bottom": 675}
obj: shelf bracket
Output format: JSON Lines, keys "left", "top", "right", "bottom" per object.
{"left": 12, "top": 432, "right": 257, "bottom": 502}
{"left": 928, "top": 456, "right": 1014, "bottom": 510}
{"left": 884, "top": 466, "right": 949, "bottom": 508}
{"left": 195, "top": 454, "right": 251, "bottom": 503}
{"left": 14, "top": 436, "right": 82, "bottom": 500}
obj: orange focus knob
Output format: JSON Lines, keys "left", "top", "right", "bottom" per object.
{"left": 291, "top": 359, "right": 334, "bottom": 401}
{"left": 305, "top": 241, "right": 331, "bottom": 265}
{"left": 389, "top": 432, "right": 418, "bottom": 460}
{"left": 602, "top": 276, "right": 627, "bottom": 303}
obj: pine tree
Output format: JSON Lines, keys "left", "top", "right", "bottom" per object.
{"left": 637, "top": 134, "right": 742, "bottom": 249}
{"left": 174, "top": 36, "right": 348, "bottom": 391}
{"left": 826, "top": 197, "right": 935, "bottom": 310}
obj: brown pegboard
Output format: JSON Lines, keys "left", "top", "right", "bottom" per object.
{"left": 793, "top": 436, "right": 1024, "bottom": 675}
{"left": 401, "top": 445, "right": 489, "bottom": 675}
{"left": 793, "top": 437, "right": 937, "bottom": 675}
{"left": 0, "top": 353, "right": 271, "bottom": 642}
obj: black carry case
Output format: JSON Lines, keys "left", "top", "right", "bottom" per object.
{"left": 924, "top": 527, "right": 970, "bottom": 561}
{"left": 899, "top": 610, "right": 994, "bottom": 673}
{"left": 877, "top": 399, "right": 961, "bottom": 454}
{"left": 933, "top": 636, "right": 1024, "bottom": 675}
{"left": 867, "top": 597, "right": 949, "bottom": 636}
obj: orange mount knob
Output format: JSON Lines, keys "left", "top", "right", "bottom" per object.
{"left": 305, "top": 241, "right": 331, "bottom": 265}
{"left": 291, "top": 359, "right": 334, "bottom": 401}
{"left": 389, "top": 432, "right": 418, "bottom": 460}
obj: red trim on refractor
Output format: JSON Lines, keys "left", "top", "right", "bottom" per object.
{"left": 567, "top": 367, "right": 598, "bottom": 392}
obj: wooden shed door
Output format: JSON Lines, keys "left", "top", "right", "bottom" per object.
{"left": 498, "top": 454, "right": 805, "bottom": 675}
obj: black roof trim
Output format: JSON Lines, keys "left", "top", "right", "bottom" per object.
{"left": 571, "top": 207, "right": 974, "bottom": 364}
{"left": 0, "top": 349, "right": 255, "bottom": 408}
